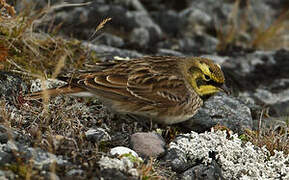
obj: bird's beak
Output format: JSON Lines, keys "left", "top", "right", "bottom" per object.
{"left": 219, "top": 84, "right": 230, "bottom": 95}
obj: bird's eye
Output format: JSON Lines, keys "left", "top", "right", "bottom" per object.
{"left": 208, "top": 67, "right": 213, "bottom": 73}
{"left": 204, "top": 74, "right": 210, "bottom": 81}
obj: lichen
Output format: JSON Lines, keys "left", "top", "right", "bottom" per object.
{"left": 169, "top": 130, "right": 289, "bottom": 179}
{"left": 98, "top": 156, "right": 139, "bottom": 177}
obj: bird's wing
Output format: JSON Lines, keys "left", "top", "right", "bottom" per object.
{"left": 126, "top": 64, "right": 193, "bottom": 108}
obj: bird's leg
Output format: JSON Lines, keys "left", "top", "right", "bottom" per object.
{"left": 149, "top": 117, "right": 153, "bottom": 131}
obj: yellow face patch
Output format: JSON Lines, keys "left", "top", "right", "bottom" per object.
{"left": 195, "top": 84, "right": 221, "bottom": 96}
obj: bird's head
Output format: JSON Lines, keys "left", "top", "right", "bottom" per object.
{"left": 181, "top": 57, "right": 228, "bottom": 96}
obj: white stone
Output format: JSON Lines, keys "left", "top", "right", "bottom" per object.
{"left": 98, "top": 156, "right": 139, "bottom": 177}
{"left": 110, "top": 146, "right": 139, "bottom": 158}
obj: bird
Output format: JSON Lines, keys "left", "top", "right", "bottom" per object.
{"left": 27, "top": 56, "right": 228, "bottom": 125}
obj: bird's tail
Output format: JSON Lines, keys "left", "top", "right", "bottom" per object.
{"left": 25, "top": 85, "right": 86, "bottom": 100}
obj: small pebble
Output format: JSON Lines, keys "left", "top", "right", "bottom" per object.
{"left": 130, "top": 132, "right": 166, "bottom": 157}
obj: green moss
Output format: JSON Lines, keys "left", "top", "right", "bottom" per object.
{"left": 98, "top": 141, "right": 113, "bottom": 153}
{"left": 239, "top": 134, "right": 249, "bottom": 142}
{"left": 121, "top": 153, "right": 143, "bottom": 164}
{"left": 2, "top": 163, "right": 32, "bottom": 179}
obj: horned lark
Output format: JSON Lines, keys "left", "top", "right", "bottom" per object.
{"left": 28, "top": 56, "right": 227, "bottom": 125}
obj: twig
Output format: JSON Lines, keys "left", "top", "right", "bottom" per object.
{"left": 88, "top": 18, "right": 112, "bottom": 41}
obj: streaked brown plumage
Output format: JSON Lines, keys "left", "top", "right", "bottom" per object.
{"left": 27, "top": 56, "right": 227, "bottom": 124}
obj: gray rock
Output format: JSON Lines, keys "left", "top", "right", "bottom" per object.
{"left": 130, "top": 132, "right": 166, "bottom": 157}
{"left": 178, "top": 38, "right": 197, "bottom": 53}
{"left": 0, "top": 152, "right": 14, "bottom": 166}
{"left": 126, "top": 11, "right": 162, "bottom": 40}
{"left": 265, "top": 0, "right": 289, "bottom": 10}
{"left": 197, "top": 36, "right": 219, "bottom": 54}
{"left": 118, "top": 0, "right": 147, "bottom": 12}
{"left": 0, "top": 138, "right": 66, "bottom": 170}
{"left": 45, "top": 172, "right": 60, "bottom": 180}
{"left": 29, "top": 79, "right": 67, "bottom": 93}
{"left": 0, "top": 126, "right": 15, "bottom": 144}
{"left": 223, "top": 50, "right": 289, "bottom": 120}
{"left": 39, "top": 149, "right": 65, "bottom": 166}
{"left": 157, "top": 49, "right": 184, "bottom": 56}
{"left": 153, "top": 10, "right": 185, "bottom": 36}
{"left": 66, "top": 169, "right": 84, "bottom": 176}
{"left": 85, "top": 128, "right": 111, "bottom": 143}
{"left": 0, "top": 125, "right": 31, "bottom": 151}
{"left": 186, "top": 0, "right": 275, "bottom": 31}
{"left": 180, "top": 8, "right": 213, "bottom": 31}
{"left": 100, "top": 168, "right": 136, "bottom": 180}
{"left": 83, "top": 43, "right": 143, "bottom": 60}
{"left": 252, "top": 88, "right": 289, "bottom": 116}
{"left": 0, "top": 71, "right": 27, "bottom": 103}
{"left": 4, "top": 141, "right": 18, "bottom": 152}
{"left": 96, "top": 32, "right": 124, "bottom": 48}
{"left": 222, "top": 50, "right": 289, "bottom": 92}
{"left": 0, "top": 170, "right": 15, "bottom": 180}
{"left": 15, "top": 0, "right": 279, "bottom": 56}
{"left": 178, "top": 36, "right": 219, "bottom": 54}
{"left": 89, "top": 3, "right": 162, "bottom": 44}
{"left": 129, "top": 27, "right": 150, "bottom": 48}
{"left": 54, "top": 6, "right": 90, "bottom": 28}
{"left": 181, "top": 160, "right": 224, "bottom": 180}
{"left": 163, "top": 148, "right": 191, "bottom": 173}
{"left": 253, "top": 88, "right": 288, "bottom": 105}
{"left": 225, "top": 51, "right": 275, "bottom": 75}
{"left": 184, "top": 93, "right": 253, "bottom": 133}
{"left": 22, "top": 147, "right": 68, "bottom": 170}
{"left": 269, "top": 78, "right": 289, "bottom": 91}
{"left": 0, "top": 170, "right": 7, "bottom": 180}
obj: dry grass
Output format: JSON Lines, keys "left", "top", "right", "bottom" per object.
{"left": 244, "top": 117, "right": 289, "bottom": 156}
{"left": 1, "top": 95, "right": 107, "bottom": 178}
{"left": 251, "top": 9, "right": 289, "bottom": 49}
{"left": 89, "top": 17, "right": 112, "bottom": 41}
{"left": 0, "top": 0, "right": 16, "bottom": 17}
{"left": 0, "top": 1, "right": 100, "bottom": 79}
{"left": 138, "top": 158, "right": 173, "bottom": 180}
{"left": 216, "top": 0, "right": 241, "bottom": 51}
{"left": 216, "top": 0, "right": 289, "bottom": 51}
